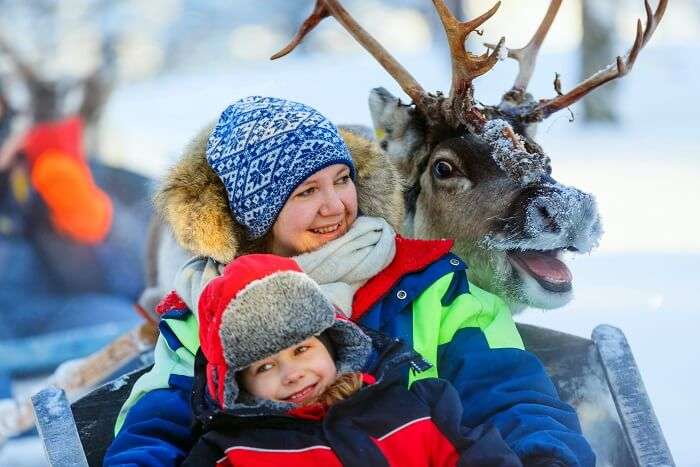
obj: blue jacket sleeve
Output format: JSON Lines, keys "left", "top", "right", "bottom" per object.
{"left": 436, "top": 334, "right": 596, "bottom": 467}
{"left": 103, "top": 386, "right": 195, "bottom": 467}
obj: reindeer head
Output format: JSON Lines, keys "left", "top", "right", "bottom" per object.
{"left": 0, "top": 35, "right": 117, "bottom": 162}
{"left": 274, "top": 0, "right": 666, "bottom": 310}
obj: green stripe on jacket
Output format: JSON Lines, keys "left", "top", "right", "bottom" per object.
{"left": 114, "top": 312, "right": 200, "bottom": 434}
{"left": 409, "top": 271, "right": 524, "bottom": 385}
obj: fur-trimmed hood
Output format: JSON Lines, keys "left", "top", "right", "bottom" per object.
{"left": 155, "top": 125, "right": 404, "bottom": 263}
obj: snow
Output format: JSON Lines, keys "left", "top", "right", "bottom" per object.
{"left": 107, "top": 375, "right": 129, "bottom": 392}
{"left": 41, "top": 388, "right": 66, "bottom": 419}
{"left": 483, "top": 118, "right": 550, "bottom": 185}
{"left": 2, "top": 42, "right": 699, "bottom": 466}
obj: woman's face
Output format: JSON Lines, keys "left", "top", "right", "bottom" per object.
{"left": 270, "top": 164, "right": 357, "bottom": 256}
{"left": 240, "top": 336, "right": 337, "bottom": 405}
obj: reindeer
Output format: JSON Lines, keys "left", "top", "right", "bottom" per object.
{"left": 272, "top": 0, "right": 666, "bottom": 312}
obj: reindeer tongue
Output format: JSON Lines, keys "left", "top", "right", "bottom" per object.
{"left": 509, "top": 251, "right": 572, "bottom": 293}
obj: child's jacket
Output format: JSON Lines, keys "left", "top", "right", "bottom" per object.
{"left": 183, "top": 332, "right": 523, "bottom": 467}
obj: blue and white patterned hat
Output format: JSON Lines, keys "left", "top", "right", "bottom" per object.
{"left": 206, "top": 96, "right": 356, "bottom": 239}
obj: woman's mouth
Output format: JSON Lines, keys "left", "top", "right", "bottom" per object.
{"left": 284, "top": 383, "right": 318, "bottom": 404}
{"left": 310, "top": 223, "right": 341, "bottom": 235}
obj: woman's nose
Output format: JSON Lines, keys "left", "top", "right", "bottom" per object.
{"left": 319, "top": 188, "right": 344, "bottom": 217}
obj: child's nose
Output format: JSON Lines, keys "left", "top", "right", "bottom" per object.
{"left": 283, "top": 368, "right": 305, "bottom": 385}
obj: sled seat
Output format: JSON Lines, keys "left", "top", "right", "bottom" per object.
{"left": 32, "top": 324, "right": 674, "bottom": 467}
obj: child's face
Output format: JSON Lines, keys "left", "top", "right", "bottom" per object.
{"left": 240, "top": 336, "right": 337, "bottom": 405}
{"left": 270, "top": 164, "right": 357, "bottom": 257}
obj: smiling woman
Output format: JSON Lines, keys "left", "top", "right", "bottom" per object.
{"left": 270, "top": 164, "right": 358, "bottom": 257}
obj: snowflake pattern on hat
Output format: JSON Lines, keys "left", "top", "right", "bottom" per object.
{"left": 206, "top": 96, "right": 355, "bottom": 238}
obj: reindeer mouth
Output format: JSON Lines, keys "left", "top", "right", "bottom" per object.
{"left": 507, "top": 249, "right": 572, "bottom": 293}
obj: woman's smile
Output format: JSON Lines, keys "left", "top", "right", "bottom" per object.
{"left": 309, "top": 218, "right": 348, "bottom": 239}
{"left": 311, "top": 223, "right": 340, "bottom": 234}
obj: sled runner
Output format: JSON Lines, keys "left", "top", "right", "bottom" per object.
{"left": 32, "top": 323, "right": 674, "bottom": 467}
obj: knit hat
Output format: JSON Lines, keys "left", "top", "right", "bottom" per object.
{"left": 206, "top": 96, "right": 356, "bottom": 239}
{"left": 198, "top": 254, "right": 371, "bottom": 410}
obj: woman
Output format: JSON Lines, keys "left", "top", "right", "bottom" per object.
{"left": 105, "top": 97, "right": 594, "bottom": 467}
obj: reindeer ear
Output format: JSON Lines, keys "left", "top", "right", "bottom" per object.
{"left": 368, "top": 87, "right": 424, "bottom": 164}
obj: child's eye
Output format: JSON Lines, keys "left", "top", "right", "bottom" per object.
{"left": 294, "top": 345, "right": 310, "bottom": 355}
{"left": 256, "top": 362, "right": 275, "bottom": 374}
{"left": 335, "top": 175, "right": 351, "bottom": 185}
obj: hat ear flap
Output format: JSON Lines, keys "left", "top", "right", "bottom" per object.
{"left": 154, "top": 124, "right": 241, "bottom": 263}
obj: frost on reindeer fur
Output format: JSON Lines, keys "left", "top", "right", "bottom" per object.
{"left": 482, "top": 119, "right": 550, "bottom": 186}
{"left": 524, "top": 183, "right": 602, "bottom": 251}
{"left": 483, "top": 182, "right": 602, "bottom": 254}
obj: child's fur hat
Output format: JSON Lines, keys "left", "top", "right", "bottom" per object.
{"left": 198, "top": 253, "right": 371, "bottom": 409}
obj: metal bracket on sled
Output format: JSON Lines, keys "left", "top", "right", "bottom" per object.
{"left": 593, "top": 325, "right": 675, "bottom": 467}
{"left": 31, "top": 386, "right": 89, "bottom": 467}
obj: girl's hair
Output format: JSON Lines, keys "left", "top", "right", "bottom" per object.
{"left": 310, "top": 372, "right": 363, "bottom": 407}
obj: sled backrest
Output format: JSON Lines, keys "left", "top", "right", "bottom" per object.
{"left": 70, "top": 367, "right": 149, "bottom": 466}
{"left": 56, "top": 324, "right": 671, "bottom": 467}
{"left": 519, "top": 324, "right": 637, "bottom": 466}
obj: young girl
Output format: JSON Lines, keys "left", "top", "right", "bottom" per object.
{"left": 182, "top": 253, "right": 521, "bottom": 466}
{"left": 105, "top": 97, "right": 595, "bottom": 467}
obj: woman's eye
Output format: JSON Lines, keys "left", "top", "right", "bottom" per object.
{"left": 297, "top": 187, "right": 316, "bottom": 197}
{"left": 256, "top": 363, "right": 274, "bottom": 374}
{"left": 295, "top": 345, "right": 310, "bottom": 355}
{"left": 335, "top": 175, "right": 351, "bottom": 185}
{"left": 433, "top": 160, "right": 455, "bottom": 179}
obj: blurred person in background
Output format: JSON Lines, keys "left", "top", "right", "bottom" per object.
{"left": 0, "top": 87, "right": 148, "bottom": 381}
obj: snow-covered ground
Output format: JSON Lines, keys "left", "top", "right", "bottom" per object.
{"left": 2, "top": 43, "right": 698, "bottom": 465}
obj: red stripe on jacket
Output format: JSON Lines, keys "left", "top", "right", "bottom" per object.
{"left": 219, "top": 445, "right": 341, "bottom": 467}
{"left": 372, "top": 416, "right": 459, "bottom": 466}
{"left": 218, "top": 416, "right": 458, "bottom": 467}
{"left": 351, "top": 236, "right": 454, "bottom": 320}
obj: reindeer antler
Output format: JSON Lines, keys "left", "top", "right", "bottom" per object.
{"left": 274, "top": 0, "right": 505, "bottom": 129}
{"left": 433, "top": 0, "right": 504, "bottom": 98}
{"left": 0, "top": 33, "right": 63, "bottom": 122}
{"left": 487, "top": 0, "right": 562, "bottom": 94}
{"left": 272, "top": 0, "right": 428, "bottom": 113}
{"left": 530, "top": 0, "right": 667, "bottom": 119}
{"left": 0, "top": 34, "right": 40, "bottom": 85}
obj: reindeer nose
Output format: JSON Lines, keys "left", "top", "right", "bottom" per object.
{"left": 523, "top": 192, "right": 563, "bottom": 237}
{"left": 503, "top": 179, "right": 601, "bottom": 252}
{"left": 520, "top": 183, "right": 601, "bottom": 249}
{"left": 535, "top": 203, "right": 560, "bottom": 234}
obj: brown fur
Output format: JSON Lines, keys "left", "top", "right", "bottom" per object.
{"left": 154, "top": 126, "right": 404, "bottom": 263}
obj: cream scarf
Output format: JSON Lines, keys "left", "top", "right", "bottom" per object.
{"left": 294, "top": 216, "right": 396, "bottom": 317}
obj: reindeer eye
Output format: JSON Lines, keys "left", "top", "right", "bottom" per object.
{"left": 433, "top": 160, "right": 454, "bottom": 179}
